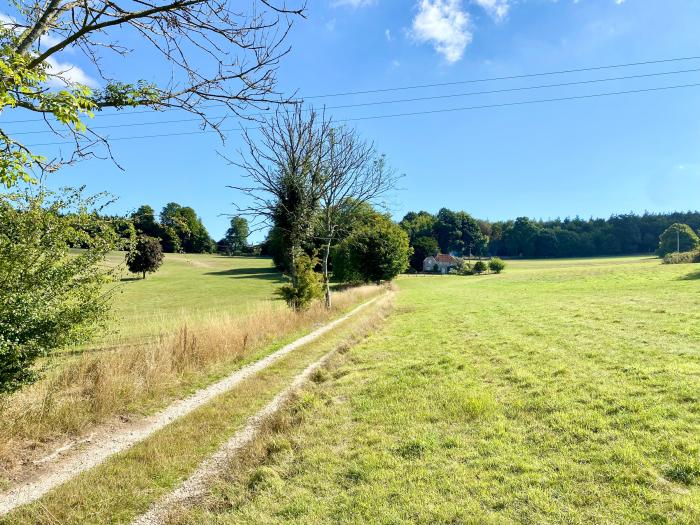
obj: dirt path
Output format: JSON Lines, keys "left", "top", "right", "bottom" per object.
{"left": 131, "top": 329, "right": 349, "bottom": 525}
{"left": 0, "top": 295, "right": 383, "bottom": 517}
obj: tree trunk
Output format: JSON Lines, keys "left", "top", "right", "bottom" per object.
{"left": 142, "top": 271, "right": 146, "bottom": 279}
{"left": 323, "top": 240, "right": 331, "bottom": 309}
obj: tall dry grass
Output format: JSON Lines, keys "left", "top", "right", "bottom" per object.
{"left": 0, "top": 285, "right": 384, "bottom": 470}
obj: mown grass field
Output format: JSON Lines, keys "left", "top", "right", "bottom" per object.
{"left": 100, "top": 253, "right": 283, "bottom": 346}
{"left": 170, "top": 256, "right": 700, "bottom": 524}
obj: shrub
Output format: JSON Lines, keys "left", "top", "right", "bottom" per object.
{"left": 126, "top": 235, "right": 164, "bottom": 279}
{"left": 449, "top": 260, "right": 473, "bottom": 276}
{"left": 277, "top": 253, "right": 323, "bottom": 310}
{"left": 657, "top": 223, "right": 700, "bottom": 256}
{"left": 489, "top": 257, "right": 506, "bottom": 273}
{"left": 333, "top": 217, "right": 411, "bottom": 283}
{"left": 0, "top": 189, "right": 116, "bottom": 394}
{"left": 662, "top": 250, "right": 700, "bottom": 265}
{"left": 472, "top": 260, "right": 487, "bottom": 274}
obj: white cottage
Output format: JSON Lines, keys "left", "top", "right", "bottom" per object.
{"left": 423, "top": 254, "right": 460, "bottom": 274}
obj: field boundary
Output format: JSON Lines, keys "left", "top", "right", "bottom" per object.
{"left": 0, "top": 293, "right": 384, "bottom": 517}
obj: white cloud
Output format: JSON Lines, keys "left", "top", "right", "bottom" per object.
{"left": 473, "top": 0, "right": 510, "bottom": 22}
{"left": 2, "top": 11, "right": 97, "bottom": 88}
{"left": 385, "top": 28, "right": 392, "bottom": 41}
{"left": 46, "top": 56, "right": 99, "bottom": 88}
{"left": 411, "top": 0, "right": 472, "bottom": 63}
{"left": 615, "top": 0, "right": 626, "bottom": 4}
{"left": 331, "top": 0, "right": 376, "bottom": 7}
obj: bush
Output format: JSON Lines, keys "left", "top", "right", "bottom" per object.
{"left": 662, "top": 250, "right": 700, "bottom": 264}
{"left": 277, "top": 253, "right": 323, "bottom": 310}
{"left": 0, "top": 189, "right": 116, "bottom": 394}
{"left": 333, "top": 218, "right": 411, "bottom": 284}
{"left": 449, "top": 260, "right": 472, "bottom": 276}
{"left": 488, "top": 257, "right": 506, "bottom": 273}
{"left": 472, "top": 260, "right": 487, "bottom": 274}
{"left": 657, "top": 223, "right": 700, "bottom": 256}
{"left": 126, "top": 235, "right": 164, "bottom": 279}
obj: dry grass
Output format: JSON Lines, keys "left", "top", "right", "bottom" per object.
{"left": 0, "top": 285, "right": 384, "bottom": 472}
{"left": 161, "top": 306, "right": 389, "bottom": 525}
{"left": 1, "top": 293, "right": 394, "bottom": 524}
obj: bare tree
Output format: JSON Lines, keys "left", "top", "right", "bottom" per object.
{"left": 317, "top": 127, "right": 399, "bottom": 308}
{"left": 232, "top": 105, "right": 329, "bottom": 288}
{"left": 0, "top": 0, "right": 304, "bottom": 186}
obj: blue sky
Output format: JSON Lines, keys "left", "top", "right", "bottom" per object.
{"left": 4, "top": 0, "right": 700, "bottom": 241}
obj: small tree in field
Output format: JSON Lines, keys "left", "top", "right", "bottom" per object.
{"left": 126, "top": 236, "right": 164, "bottom": 279}
{"left": 489, "top": 257, "right": 506, "bottom": 274}
{"left": 0, "top": 189, "right": 116, "bottom": 394}
{"left": 472, "top": 260, "right": 487, "bottom": 274}
{"left": 277, "top": 253, "right": 323, "bottom": 310}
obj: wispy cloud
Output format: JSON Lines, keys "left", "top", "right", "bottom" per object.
{"left": 2, "top": 11, "right": 97, "bottom": 88}
{"left": 385, "top": 28, "right": 392, "bottom": 41}
{"left": 411, "top": 0, "right": 472, "bottom": 63}
{"left": 473, "top": 0, "right": 510, "bottom": 22}
{"left": 45, "top": 56, "right": 99, "bottom": 88}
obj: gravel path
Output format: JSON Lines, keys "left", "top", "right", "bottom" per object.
{"left": 131, "top": 332, "right": 347, "bottom": 525}
{"left": 0, "top": 295, "right": 382, "bottom": 517}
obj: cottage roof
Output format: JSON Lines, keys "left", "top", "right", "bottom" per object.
{"left": 435, "top": 254, "right": 458, "bottom": 263}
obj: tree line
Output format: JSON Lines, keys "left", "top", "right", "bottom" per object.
{"left": 400, "top": 208, "right": 700, "bottom": 268}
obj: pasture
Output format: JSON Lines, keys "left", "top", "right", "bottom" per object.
{"left": 168, "top": 256, "right": 700, "bottom": 524}
{"left": 3, "top": 256, "right": 700, "bottom": 524}
{"left": 99, "top": 253, "right": 283, "bottom": 346}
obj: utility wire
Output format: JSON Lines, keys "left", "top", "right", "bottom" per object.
{"left": 26, "top": 81, "right": 700, "bottom": 148}
{"left": 9, "top": 67, "right": 700, "bottom": 136}
{"left": 4, "top": 54, "right": 700, "bottom": 124}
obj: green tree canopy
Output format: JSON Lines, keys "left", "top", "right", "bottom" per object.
{"left": 334, "top": 217, "right": 411, "bottom": 284}
{"left": 221, "top": 216, "right": 250, "bottom": 255}
{"left": 0, "top": 189, "right": 116, "bottom": 393}
{"left": 410, "top": 236, "right": 439, "bottom": 271}
{"left": 657, "top": 223, "right": 700, "bottom": 256}
{"left": 131, "top": 205, "right": 161, "bottom": 238}
{"left": 126, "top": 235, "right": 164, "bottom": 279}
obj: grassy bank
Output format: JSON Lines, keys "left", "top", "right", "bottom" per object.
{"left": 169, "top": 256, "right": 700, "bottom": 524}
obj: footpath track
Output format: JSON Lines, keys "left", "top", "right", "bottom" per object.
{"left": 0, "top": 295, "right": 384, "bottom": 517}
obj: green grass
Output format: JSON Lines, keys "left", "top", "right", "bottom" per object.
{"left": 100, "top": 253, "right": 283, "bottom": 346}
{"left": 173, "top": 256, "right": 700, "bottom": 524}
{"left": 1, "top": 296, "right": 390, "bottom": 525}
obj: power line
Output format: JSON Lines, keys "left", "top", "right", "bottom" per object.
{"left": 4, "top": 54, "right": 700, "bottom": 124}
{"left": 302, "top": 55, "right": 700, "bottom": 99}
{"left": 10, "top": 67, "right": 700, "bottom": 136}
{"left": 26, "top": 81, "right": 700, "bottom": 148}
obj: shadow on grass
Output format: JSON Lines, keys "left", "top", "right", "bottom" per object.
{"left": 205, "top": 266, "right": 284, "bottom": 282}
{"left": 678, "top": 269, "right": 700, "bottom": 281}
{"left": 120, "top": 277, "right": 142, "bottom": 282}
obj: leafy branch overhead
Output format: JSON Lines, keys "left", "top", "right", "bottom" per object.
{"left": 0, "top": 0, "right": 305, "bottom": 187}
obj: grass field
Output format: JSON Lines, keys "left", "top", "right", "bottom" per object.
{"left": 101, "top": 252, "right": 283, "bottom": 346}
{"left": 166, "top": 256, "right": 700, "bottom": 524}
